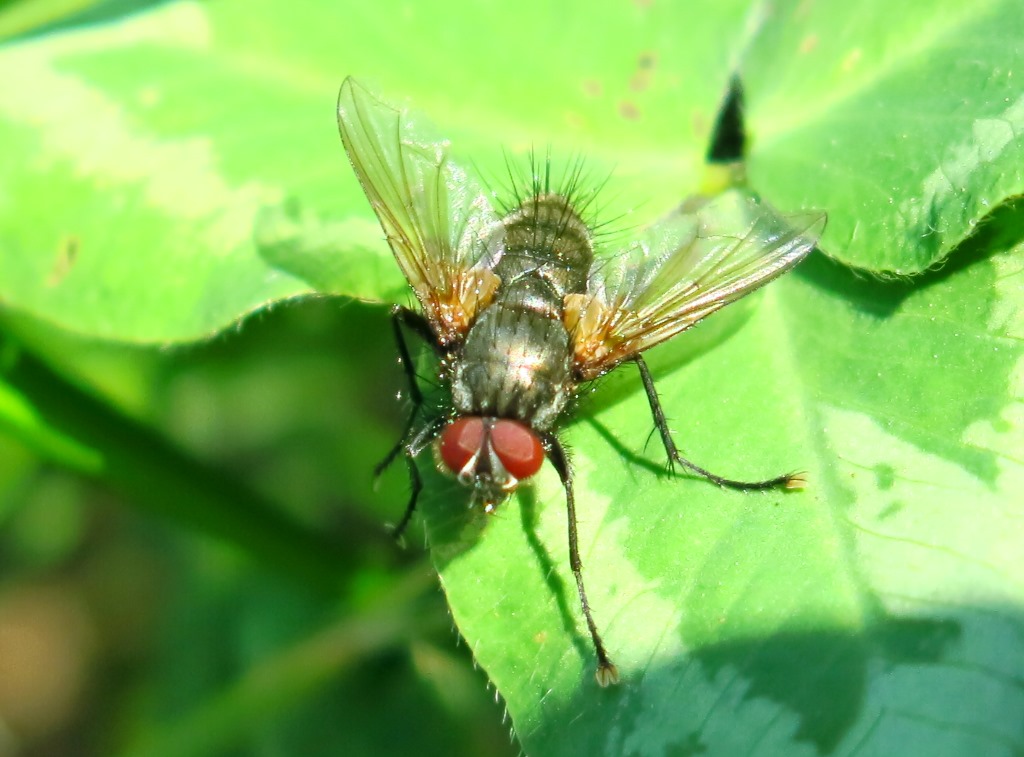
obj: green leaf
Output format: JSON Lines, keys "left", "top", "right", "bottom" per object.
{"left": 742, "top": 0, "right": 1024, "bottom": 273}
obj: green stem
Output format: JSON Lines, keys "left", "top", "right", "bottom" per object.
{"left": 0, "top": 336, "right": 349, "bottom": 591}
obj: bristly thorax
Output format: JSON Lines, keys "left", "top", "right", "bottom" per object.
{"left": 497, "top": 193, "right": 593, "bottom": 304}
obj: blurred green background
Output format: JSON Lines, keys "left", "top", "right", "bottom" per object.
{"left": 0, "top": 297, "right": 519, "bottom": 756}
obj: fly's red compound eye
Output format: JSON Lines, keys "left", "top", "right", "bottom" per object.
{"left": 439, "top": 417, "right": 484, "bottom": 475}
{"left": 489, "top": 419, "right": 545, "bottom": 480}
{"left": 438, "top": 417, "right": 546, "bottom": 481}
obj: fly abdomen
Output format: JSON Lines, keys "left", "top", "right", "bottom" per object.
{"left": 452, "top": 303, "right": 572, "bottom": 429}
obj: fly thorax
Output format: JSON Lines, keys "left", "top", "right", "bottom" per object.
{"left": 499, "top": 193, "right": 594, "bottom": 296}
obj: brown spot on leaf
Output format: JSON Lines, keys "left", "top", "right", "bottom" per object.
{"left": 48, "top": 235, "right": 78, "bottom": 286}
{"left": 799, "top": 33, "right": 819, "bottom": 54}
{"left": 630, "top": 51, "right": 658, "bottom": 92}
{"left": 619, "top": 100, "right": 640, "bottom": 120}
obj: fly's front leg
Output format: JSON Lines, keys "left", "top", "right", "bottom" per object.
{"left": 375, "top": 306, "right": 436, "bottom": 477}
{"left": 392, "top": 454, "right": 423, "bottom": 539}
{"left": 544, "top": 433, "right": 619, "bottom": 687}
{"left": 389, "top": 417, "right": 446, "bottom": 539}
{"left": 376, "top": 306, "right": 443, "bottom": 538}
{"left": 633, "top": 354, "right": 804, "bottom": 490}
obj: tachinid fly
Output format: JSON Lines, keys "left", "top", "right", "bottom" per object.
{"left": 337, "top": 77, "right": 825, "bottom": 687}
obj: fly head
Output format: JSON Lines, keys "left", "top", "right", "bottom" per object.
{"left": 437, "top": 416, "right": 546, "bottom": 511}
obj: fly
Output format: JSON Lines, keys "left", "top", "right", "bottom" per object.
{"left": 336, "top": 77, "right": 825, "bottom": 687}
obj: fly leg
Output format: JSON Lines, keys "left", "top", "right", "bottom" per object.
{"left": 388, "top": 418, "right": 446, "bottom": 539}
{"left": 375, "top": 306, "right": 443, "bottom": 538}
{"left": 375, "top": 306, "right": 432, "bottom": 474}
{"left": 544, "top": 433, "right": 619, "bottom": 687}
{"left": 392, "top": 455, "right": 422, "bottom": 539}
{"left": 634, "top": 354, "right": 803, "bottom": 490}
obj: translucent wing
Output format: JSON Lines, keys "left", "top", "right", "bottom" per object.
{"left": 337, "top": 77, "right": 504, "bottom": 346}
{"left": 566, "top": 189, "right": 825, "bottom": 379}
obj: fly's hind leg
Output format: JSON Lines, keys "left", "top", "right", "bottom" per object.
{"left": 376, "top": 306, "right": 443, "bottom": 538}
{"left": 633, "top": 354, "right": 804, "bottom": 491}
